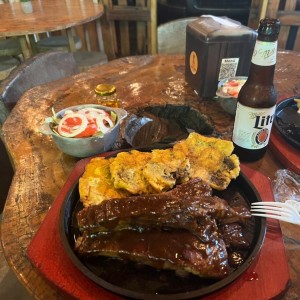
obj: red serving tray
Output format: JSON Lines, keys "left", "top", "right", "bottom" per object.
{"left": 27, "top": 158, "right": 290, "bottom": 300}
{"left": 270, "top": 128, "right": 300, "bottom": 174}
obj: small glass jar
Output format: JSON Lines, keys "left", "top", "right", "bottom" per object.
{"left": 21, "top": 0, "right": 33, "bottom": 14}
{"left": 94, "top": 84, "right": 118, "bottom": 107}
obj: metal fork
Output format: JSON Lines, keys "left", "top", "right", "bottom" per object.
{"left": 251, "top": 200, "right": 300, "bottom": 225}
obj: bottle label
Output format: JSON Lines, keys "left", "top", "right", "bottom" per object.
{"left": 252, "top": 40, "right": 277, "bottom": 66}
{"left": 232, "top": 103, "right": 276, "bottom": 150}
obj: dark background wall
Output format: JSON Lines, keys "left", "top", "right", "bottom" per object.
{"left": 157, "top": 0, "right": 252, "bottom": 25}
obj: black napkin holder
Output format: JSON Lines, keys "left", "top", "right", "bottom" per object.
{"left": 185, "top": 16, "right": 257, "bottom": 98}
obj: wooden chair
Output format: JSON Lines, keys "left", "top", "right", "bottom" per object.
{"left": 72, "top": 19, "right": 108, "bottom": 71}
{"left": 248, "top": 0, "right": 300, "bottom": 51}
{"left": 35, "top": 34, "right": 83, "bottom": 53}
{"left": 100, "top": 0, "right": 157, "bottom": 60}
{"left": 0, "top": 37, "right": 23, "bottom": 81}
{"left": 0, "top": 51, "right": 79, "bottom": 115}
{"left": 0, "top": 56, "right": 20, "bottom": 81}
{"left": 157, "top": 17, "right": 198, "bottom": 54}
{"left": 0, "top": 51, "right": 79, "bottom": 213}
{"left": 0, "top": 37, "right": 22, "bottom": 58}
{"left": 35, "top": 23, "right": 108, "bottom": 72}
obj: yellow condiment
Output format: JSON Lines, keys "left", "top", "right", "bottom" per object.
{"left": 95, "top": 84, "right": 118, "bottom": 108}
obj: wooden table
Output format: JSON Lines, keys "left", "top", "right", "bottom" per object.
{"left": 1, "top": 51, "right": 300, "bottom": 299}
{"left": 0, "top": 0, "right": 104, "bottom": 58}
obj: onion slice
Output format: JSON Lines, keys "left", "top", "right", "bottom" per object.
{"left": 96, "top": 115, "right": 114, "bottom": 133}
{"left": 57, "top": 113, "right": 88, "bottom": 138}
{"left": 79, "top": 108, "right": 108, "bottom": 121}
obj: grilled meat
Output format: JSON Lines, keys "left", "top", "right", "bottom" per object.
{"left": 75, "top": 133, "right": 249, "bottom": 279}
{"left": 75, "top": 178, "right": 251, "bottom": 279}
{"left": 75, "top": 229, "right": 229, "bottom": 279}
{"left": 219, "top": 223, "right": 250, "bottom": 249}
{"left": 168, "top": 177, "right": 212, "bottom": 198}
{"left": 77, "top": 195, "right": 220, "bottom": 242}
{"left": 77, "top": 178, "right": 250, "bottom": 241}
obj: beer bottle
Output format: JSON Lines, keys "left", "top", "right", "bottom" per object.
{"left": 232, "top": 18, "right": 280, "bottom": 162}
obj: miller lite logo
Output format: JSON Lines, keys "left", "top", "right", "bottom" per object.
{"left": 252, "top": 113, "right": 274, "bottom": 145}
{"left": 253, "top": 114, "right": 274, "bottom": 129}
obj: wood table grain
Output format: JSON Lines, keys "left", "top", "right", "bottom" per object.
{"left": 1, "top": 51, "right": 300, "bottom": 299}
{"left": 0, "top": 0, "right": 104, "bottom": 58}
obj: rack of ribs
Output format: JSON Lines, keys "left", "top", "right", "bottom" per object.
{"left": 75, "top": 178, "right": 251, "bottom": 279}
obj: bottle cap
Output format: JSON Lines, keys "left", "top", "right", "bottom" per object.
{"left": 259, "top": 18, "right": 280, "bottom": 36}
{"left": 95, "top": 84, "right": 116, "bottom": 96}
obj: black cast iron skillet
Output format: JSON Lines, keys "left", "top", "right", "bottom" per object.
{"left": 59, "top": 150, "right": 266, "bottom": 299}
{"left": 274, "top": 96, "right": 300, "bottom": 151}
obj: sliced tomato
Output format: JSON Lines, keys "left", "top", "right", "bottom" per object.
{"left": 75, "top": 123, "right": 98, "bottom": 138}
{"left": 57, "top": 113, "right": 88, "bottom": 138}
{"left": 227, "top": 80, "right": 240, "bottom": 87}
{"left": 63, "top": 116, "right": 83, "bottom": 126}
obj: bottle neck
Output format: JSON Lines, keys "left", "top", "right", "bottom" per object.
{"left": 247, "top": 64, "right": 275, "bottom": 84}
{"left": 247, "top": 38, "right": 277, "bottom": 84}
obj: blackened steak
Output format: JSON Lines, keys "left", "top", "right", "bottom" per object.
{"left": 75, "top": 229, "right": 229, "bottom": 279}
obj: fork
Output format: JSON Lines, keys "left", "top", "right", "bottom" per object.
{"left": 251, "top": 200, "right": 300, "bottom": 225}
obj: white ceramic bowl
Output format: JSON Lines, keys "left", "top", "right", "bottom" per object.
{"left": 40, "top": 104, "right": 127, "bottom": 157}
{"left": 215, "top": 76, "right": 247, "bottom": 115}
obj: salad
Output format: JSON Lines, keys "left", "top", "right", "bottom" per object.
{"left": 48, "top": 107, "right": 117, "bottom": 138}
{"left": 217, "top": 78, "right": 247, "bottom": 98}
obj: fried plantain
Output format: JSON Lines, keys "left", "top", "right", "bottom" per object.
{"left": 79, "top": 133, "right": 240, "bottom": 206}
{"left": 174, "top": 132, "right": 234, "bottom": 157}
{"left": 143, "top": 148, "right": 190, "bottom": 192}
{"left": 110, "top": 150, "right": 154, "bottom": 195}
{"left": 174, "top": 132, "right": 240, "bottom": 190}
{"left": 79, "top": 157, "right": 129, "bottom": 207}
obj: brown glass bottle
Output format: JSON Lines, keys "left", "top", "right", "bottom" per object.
{"left": 232, "top": 18, "right": 280, "bottom": 162}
